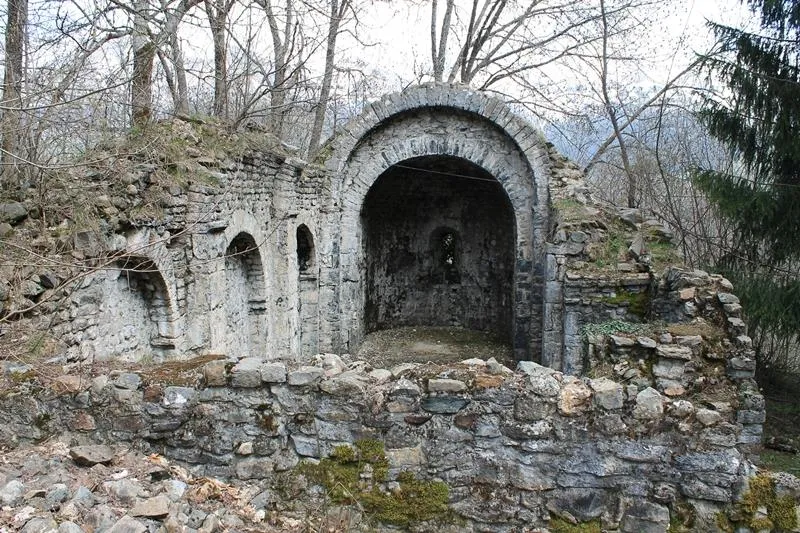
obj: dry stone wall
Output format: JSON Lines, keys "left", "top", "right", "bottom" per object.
{"left": 0, "top": 336, "right": 761, "bottom": 531}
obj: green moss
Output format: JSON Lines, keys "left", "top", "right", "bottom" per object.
{"left": 360, "top": 471, "right": 450, "bottom": 526}
{"left": 548, "top": 516, "right": 602, "bottom": 533}
{"left": 298, "top": 439, "right": 451, "bottom": 527}
{"left": 728, "top": 473, "right": 799, "bottom": 531}
{"left": 715, "top": 511, "right": 734, "bottom": 533}
{"left": 598, "top": 289, "right": 650, "bottom": 318}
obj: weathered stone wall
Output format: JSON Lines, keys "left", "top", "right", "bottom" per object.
{"left": 46, "top": 83, "right": 565, "bottom": 364}
{"left": 1, "top": 339, "right": 760, "bottom": 531}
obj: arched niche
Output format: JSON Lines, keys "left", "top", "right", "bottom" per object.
{"left": 224, "top": 232, "right": 268, "bottom": 358}
{"left": 95, "top": 256, "right": 175, "bottom": 362}
{"left": 362, "top": 155, "right": 515, "bottom": 340}
{"left": 296, "top": 223, "right": 319, "bottom": 357}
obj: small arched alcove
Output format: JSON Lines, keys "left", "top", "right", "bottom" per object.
{"left": 225, "top": 232, "right": 268, "bottom": 358}
{"left": 296, "top": 224, "right": 315, "bottom": 273}
{"left": 362, "top": 155, "right": 515, "bottom": 340}
{"left": 96, "top": 256, "right": 174, "bottom": 362}
{"left": 296, "top": 224, "right": 319, "bottom": 356}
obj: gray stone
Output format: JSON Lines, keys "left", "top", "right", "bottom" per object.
{"left": 114, "top": 373, "right": 142, "bottom": 390}
{"left": 107, "top": 515, "right": 147, "bottom": 533}
{"left": 610, "top": 335, "right": 636, "bottom": 347}
{"left": 637, "top": 336, "right": 657, "bottom": 349}
{"left": 620, "top": 501, "right": 670, "bottom": 533}
{"left": 528, "top": 373, "right": 561, "bottom": 397}
{"left": 717, "top": 292, "right": 740, "bottom": 305}
{"left": 589, "top": 378, "right": 624, "bottom": 410}
{"left": 230, "top": 358, "right": 263, "bottom": 388}
{"left": 652, "top": 359, "right": 685, "bottom": 380}
{"left": 45, "top": 483, "right": 70, "bottom": 506}
{"left": 103, "top": 478, "right": 144, "bottom": 504}
{"left": 71, "top": 486, "right": 95, "bottom": 508}
{"left": 319, "top": 372, "right": 367, "bottom": 396}
{"left": 390, "top": 378, "right": 421, "bottom": 397}
{"left": 314, "top": 353, "right": 347, "bottom": 376}
{"left": 130, "top": 495, "right": 171, "bottom": 518}
{"left": 633, "top": 388, "right": 663, "bottom": 420}
{"left": 1, "top": 479, "right": 24, "bottom": 505}
{"left": 260, "top": 362, "right": 287, "bottom": 383}
{"left": 287, "top": 366, "right": 324, "bottom": 386}
{"left": 163, "top": 386, "right": 197, "bottom": 407}
{"left": 421, "top": 396, "right": 469, "bottom": 414}
{"left": 70, "top": 445, "right": 114, "bottom": 466}
{"left": 517, "top": 360, "right": 557, "bottom": 376}
{"left": 0, "top": 202, "right": 27, "bottom": 224}
{"left": 428, "top": 378, "right": 467, "bottom": 393}
{"left": 0, "top": 222, "right": 13, "bottom": 237}
{"left": 368, "top": 368, "right": 392, "bottom": 383}
{"left": 390, "top": 363, "right": 418, "bottom": 377}
{"left": 547, "top": 488, "right": 608, "bottom": 522}
{"left": 290, "top": 435, "right": 319, "bottom": 457}
{"left": 84, "top": 504, "right": 118, "bottom": 532}
{"left": 655, "top": 344, "right": 692, "bottom": 360}
{"left": 20, "top": 517, "right": 58, "bottom": 533}
{"left": 58, "top": 522, "right": 84, "bottom": 533}
{"left": 162, "top": 480, "right": 187, "bottom": 502}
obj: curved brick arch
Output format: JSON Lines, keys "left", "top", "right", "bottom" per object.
{"left": 321, "top": 84, "right": 553, "bottom": 361}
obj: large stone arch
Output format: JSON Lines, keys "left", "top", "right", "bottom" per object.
{"left": 321, "top": 83, "right": 553, "bottom": 361}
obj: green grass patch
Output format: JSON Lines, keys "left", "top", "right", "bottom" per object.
{"left": 760, "top": 450, "right": 800, "bottom": 477}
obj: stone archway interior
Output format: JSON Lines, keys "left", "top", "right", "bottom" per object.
{"left": 225, "top": 233, "right": 267, "bottom": 358}
{"left": 96, "top": 258, "right": 172, "bottom": 361}
{"left": 362, "top": 155, "right": 515, "bottom": 341}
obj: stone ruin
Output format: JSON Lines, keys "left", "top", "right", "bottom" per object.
{"left": 0, "top": 84, "right": 784, "bottom": 532}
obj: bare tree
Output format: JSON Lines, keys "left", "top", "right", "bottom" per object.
{"left": 430, "top": 0, "right": 455, "bottom": 82}
{"left": 1, "top": 0, "right": 28, "bottom": 189}
{"left": 307, "top": 0, "right": 355, "bottom": 156}
{"left": 204, "top": 0, "right": 236, "bottom": 117}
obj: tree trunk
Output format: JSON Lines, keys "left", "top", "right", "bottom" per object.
{"left": 131, "top": 0, "right": 155, "bottom": 128}
{"left": 308, "top": 0, "right": 344, "bottom": 157}
{"left": 205, "top": 0, "right": 229, "bottom": 118}
{"left": 1, "top": 0, "right": 27, "bottom": 188}
{"left": 599, "top": 0, "right": 636, "bottom": 207}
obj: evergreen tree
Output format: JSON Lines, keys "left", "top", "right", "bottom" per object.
{"left": 696, "top": 0, "right": 800, "bottom": 368}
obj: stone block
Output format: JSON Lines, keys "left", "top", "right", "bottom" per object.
{"left": 230, "top": 358, "right": 263, "bottom": 388}
{"left": 287, "top": 366, "right": 324, "bottom": 386}
{"left": 290, "top": 435, "right": 319, "bottom": 457}
{"left": 428, "top": 378, "right": 467, "bottom": 393}
{"left": 655, "top": 345, "right": 692, "bottom": 360}
{"left": 620, "top": 500, "right": 670, "bottom": 533}
{"left": 260, "top": 362, "right": 287, "bottom": 383}
{"left": 420, "top": 396, "right": 469, "bottom": 414}
{"left": 590, "top": 378, "right": 624, "bottom": 410}
{"left": 633, "top": 388, "right": 663, "bottom": 420}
